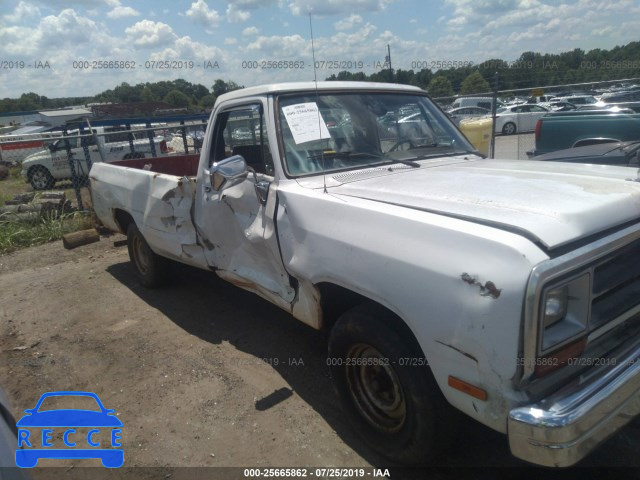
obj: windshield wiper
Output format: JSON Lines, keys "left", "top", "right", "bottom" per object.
{"left": 383, "top": 158, "right": 421, "bottom": 168}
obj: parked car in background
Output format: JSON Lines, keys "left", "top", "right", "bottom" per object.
{"left": 600, "top": 91, "right": 640, "bottom": 103}
{"left": 534, "top": 140, "right": 640, "bottom": 166}
{"left": 495, "top": 104, "right": 549, "bottom": 134}
{"left": 0, "top": 131, "right": 62, "bottom": 166}
{"left": 450, "top": 96, "right": 501, "bottom": 110}
{"left": 552, "top": 95, "right": 598, "bottom": 106}
{"left": 582, "top": 102, "right": 640, "bottom": 113}
{"left": 526, "top": 94, "right": 557, "bottom": 103}
{"left": 446, "top": 106, "right": 490, "bottom": 125}
{"left": 529, "top": 112, "right": 640, "bottom": 156}
{"left": 20, "top": 127, "right": 168, "bottom": 190}
{"left": 538, "top": 101, "right": 577, "bottom": 112}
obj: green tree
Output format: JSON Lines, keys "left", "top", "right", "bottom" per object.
{"left": 211, "top": 79, "right": 242, "bottom": 98}
{"left": 199, "top": 94, "right": 217, "bottom": 109}
{"left": 427, "top": 76, "right": 453, "bottom": 98}
{"left": 141, "top": 86, "right": 155, "bottom": 102}
{"left": 163, "top": 90, "right": 191, "bottom": 108}
{"left": 460, "top": 72, "right": 490, "bottom": 95}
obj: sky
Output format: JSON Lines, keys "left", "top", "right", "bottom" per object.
{"left": 0, "top": 0, "right": 638, "bottom": 98}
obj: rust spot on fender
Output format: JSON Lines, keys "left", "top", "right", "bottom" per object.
{"left": 461, "top": 273, "right": 502, "bottom": 299}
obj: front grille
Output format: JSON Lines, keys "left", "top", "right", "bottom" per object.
{"left": 591, "top": 239, "right": 640, "bottom": 329}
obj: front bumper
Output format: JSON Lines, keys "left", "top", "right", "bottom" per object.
{"left": 508, "top": 341, "right": 640, "bottom": 467}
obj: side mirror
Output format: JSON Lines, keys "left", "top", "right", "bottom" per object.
{"left": 209, "top": 155, "right": 248, "bottom": 191}
{"left": 48, "top": 143, "right": 56, "bottom": 152}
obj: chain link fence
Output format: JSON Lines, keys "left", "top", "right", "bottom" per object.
{"left": 433, "top": 76, "right": 640, "bottom": 160}
{"left": 0, "top": 119, "right": 207, "bottom": 212}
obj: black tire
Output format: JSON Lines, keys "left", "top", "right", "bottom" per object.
{"left": 502, "top": 122, "right": 516, "bottom": 135}
{"left": 328, "top": 304, "right": 455, "bottom": 465}
{"left": 132, "top": 152, "right": 145, "bottom": 159}
{"left": 29, "top": 166, "right": 55, "bottom": 190}
{"left": 126, "top": 223, "right": 169, "bottom": 288}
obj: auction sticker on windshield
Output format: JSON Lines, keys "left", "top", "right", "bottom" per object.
{"left": 282, "top": 102, "right": 331, "bottom": 144}
{"left": 15, "top": 391, "right": 123, "bottom": 468}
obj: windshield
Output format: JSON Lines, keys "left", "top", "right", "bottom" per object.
{"left": 277, "top": 91, "right": 476, "bottom": 176}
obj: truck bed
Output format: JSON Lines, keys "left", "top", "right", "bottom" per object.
{"left": 90, "top": 154, "right": 207, "bottom": 268}
{"left": 111, "top": 153, "right": 200, "bottom": 177}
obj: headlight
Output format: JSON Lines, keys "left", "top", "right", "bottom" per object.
{"left": 540, "top": 273, "right": 590, "bottom": 352}
{"left": 543, "top": 286, "right": 568, "bottom": 327}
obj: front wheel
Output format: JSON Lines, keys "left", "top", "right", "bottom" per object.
{"left": 328, "top": 304, "right": 455, "bottom": 465}
{"left": 29, "top": 166, "right": 55, "bottom": 190}
{"left": 502, "top": 122, "right": 517, "bottom": 135}
{"left": 126, "top": 223, "right": 169, "bottom": 288}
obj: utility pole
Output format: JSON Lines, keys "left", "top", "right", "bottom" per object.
{"left": 490, "top": 72, "right": 499, "bottom": 158}
{"left": 386, "top": 44, "right": 393, "bottom": 82}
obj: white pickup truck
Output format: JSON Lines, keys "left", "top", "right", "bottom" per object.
{"left": 21, "top": 127, "right": 168, "bottom": 189}
{"left": 90, "top": 81, "right": 640, "bottom": 467}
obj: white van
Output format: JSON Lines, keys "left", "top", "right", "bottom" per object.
{"left": 449, "top": 97, "right": 502, "bottom": 111}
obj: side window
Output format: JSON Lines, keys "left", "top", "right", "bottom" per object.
{"left": 61, "top": 137, "right": 78, "bottom": 149}
{"left": 210, "top": 104, "right": 274, "bottom": 176}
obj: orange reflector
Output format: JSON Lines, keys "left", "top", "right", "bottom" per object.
{"left": 448, "top": 376, "right": 488, "bottom": 401}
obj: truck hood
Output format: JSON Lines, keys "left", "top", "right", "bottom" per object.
{"left": 21, "top": 149, "right": 49, "bottom": 165}
{"left": 329, "top": 158, "right": 640, "bottom": 250}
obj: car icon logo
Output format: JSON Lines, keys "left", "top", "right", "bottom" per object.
{"left": 15, "top": 391, "right": 123, "bottom": 468}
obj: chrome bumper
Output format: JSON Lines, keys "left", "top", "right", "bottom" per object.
{"left": 508, "top": 343, "right": 640, "bottom": 467}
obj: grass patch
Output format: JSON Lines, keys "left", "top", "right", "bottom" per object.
{"left": 0, "top": 211, "right": 94, "bottom": 255}
{"left": 0, "top": 166, "right": 27, "bottom": 207}
{"left": 0, "top": 165, "right": 80, "bottom": 208}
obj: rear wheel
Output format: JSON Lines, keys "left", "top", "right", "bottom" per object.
{"left": 126, "top": 223, "right": 169, "bottom": 288}
{"left": 328, "top": 304, "right": 455, "bottom": 465}
{"left": 502, "top": 122, "right": 516, "bottom": 135}
{"left": 29, "top": 166, "right": 55, "bottom": 190}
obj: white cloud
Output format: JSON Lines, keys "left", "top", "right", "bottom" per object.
{"left": 104, "top": 0, "right": 121, "bottom": 7}
{"left": 242, "top": 26, "right": 260, "bottom": 35}
{"left": 125, "top": 20, "right": 177, "bottom": 48}
{"left": 334, "top": 14, "right": 362, "bottom": 30}
{"left": 289, "top": 0, "right": 395, "bottom": 16}
{"left": 3, "top": 1, "right": 41, "bottom": 23}
{"left": 186, "top": 0, "right": 222, "bottom": 26}
{"left": 149, "top": 35, "right": 227, "bottom": 65}
{"left": 225, "top": 37, "right": 238, "bottom": 44}
{"left": 228, "top": 0, "right": 277, "bottom": 7}
{"left": 244, "top": 34, "right": 308, "bottom": 57}
{"left": 227, "top": 4, "right": 251, "bottom": 22}
{"left": 107, "top": 6, "right": 140, "bottom": 18}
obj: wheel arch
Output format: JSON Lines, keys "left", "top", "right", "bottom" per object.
{"left": 113, "top": 208, "right": 135, "bottom": 235}
{"left": 317, "top": 282, "right": 425, "bottom": 358}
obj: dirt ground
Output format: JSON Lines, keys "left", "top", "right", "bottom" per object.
{"left": 1, "top": 236, "right": 640, "bottom": 479}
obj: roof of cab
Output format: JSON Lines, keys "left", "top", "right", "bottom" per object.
{"left": 215, "top": 81, "right": 425, "bottom": 105}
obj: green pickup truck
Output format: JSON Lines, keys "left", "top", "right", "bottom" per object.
{"left": 528, "top": 111, "right": 640, "bottom": 157}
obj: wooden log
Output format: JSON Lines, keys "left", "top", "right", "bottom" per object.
{"left": 4, "top": 192, "right": 35, "bottom": 205}
{"left": 62, "top": 229, "right": 100, "bottom": 250}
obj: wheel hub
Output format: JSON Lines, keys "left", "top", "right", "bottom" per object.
{"left": 346, "top": 344, "right": 406, "bottom": 433}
